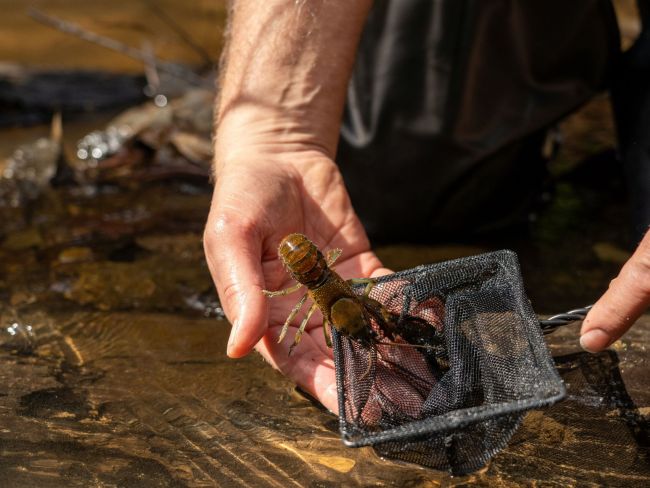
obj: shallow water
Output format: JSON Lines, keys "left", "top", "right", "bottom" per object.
{"left": 1, "top": 0, "right": 649, "bottom": 486}
{"left": 1, "top": 308, "right": 648, "bottom": 486}
{"left": 0, "top": 173, "right": 647, "bottom": 486}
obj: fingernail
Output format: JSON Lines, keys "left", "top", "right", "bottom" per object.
{"left": 323, "top": 384, "right": 340, "bottom": 414}
{"left": 227, "top": 319, "right": 239, "bottom": 355}
{"left": 580, "top": 328, "right": 610, "bottom": 353}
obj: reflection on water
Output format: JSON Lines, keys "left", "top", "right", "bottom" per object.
{"left": 0, "top": 310, "right": 428, "bottom": 486}
{"left": 1, "top": 306, "right": 649, "bottom": 486}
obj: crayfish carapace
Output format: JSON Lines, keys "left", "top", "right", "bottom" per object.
{"left": 262, "top": 233, "right": 443, "bottom": 359}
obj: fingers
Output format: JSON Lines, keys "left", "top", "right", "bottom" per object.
{"left": 581, "top": 229, "right": 650, "bottom": 352}
{"left": 204, "top": 213, "right": 268, "bottom": 358}
{"left": 370, "top": 267, "right": 393, "bottom": 278}
{"left": 256, "top": 331, "right": 339, "bottom": 413}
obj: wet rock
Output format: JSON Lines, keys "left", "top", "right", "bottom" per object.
{"left": 18, "top": 386, "right": 92, "bottom": 420}
{"left": 0, "top": 320, "right": 37, "bottom": 355}
{"left": 60, "top": 257, "right": 213, "bottom": 312}
{"left": 0, "top": 63, "right": 146, "bottom": 127}
{"left": 57, "top": 246, "right": 94, "bottom": 264}
{"left": 74, "top": 89, "right": 214, "bottom": 185}
{"left": 0, "top": 114, "right": 62, "bottom": 206}
{"left": 1, "top": 227, "right": 43, "bottom": 251}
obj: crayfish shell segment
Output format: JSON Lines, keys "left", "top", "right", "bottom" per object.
{"left": 278, "top": 233, "right": 326, "bottom": 286}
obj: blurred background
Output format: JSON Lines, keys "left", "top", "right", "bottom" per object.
{"left": 0, "top": 1, "right": 225, "bottom": 71}
{"left": 0, "top": 0, "right": 226, "bottom": 319}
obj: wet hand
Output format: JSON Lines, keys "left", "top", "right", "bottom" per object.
{"left": 581, "top": 229, "right": 650, "bottom": 352}
{"left": 203, "top": 150, "right": 389, "bottom": 413}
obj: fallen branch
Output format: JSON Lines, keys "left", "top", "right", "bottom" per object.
{"left": 28, "top": 8, "right": 207, "bottom": 87}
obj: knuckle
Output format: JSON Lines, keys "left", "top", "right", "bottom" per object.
{"left": 207, "top": 212, "right": 232, "bottom": 239}
{"left": 236, "top": 217, "right": 258, "bottom": 240}
{"left": 207, "top": 210, "right": 258, "bottom": 241}
{"left": 202, "top": 226, "right": 216, "bottom": 254}
{"left": 624, "top": 254, "right": 650, "bottom": 296}
{"left": 203, "top": 212, "right": 256, "bottom": 256}
{"left": 219, "top": 280, "right": 241, "bottom": 311}
{"left": 202, "top": 223, "right": 221, "bottom": 269}
{"left": 637, "top": 246, "right": 650, "bottom": 273}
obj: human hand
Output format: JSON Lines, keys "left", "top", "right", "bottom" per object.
{"left": 203, "top": 0, "right": 376, "bottom": 413}
{"left": 203, "top": 149, "right": 389, "bottom": 413}
{"left": 580, "top": 229, "right": 650, "bottom": 352}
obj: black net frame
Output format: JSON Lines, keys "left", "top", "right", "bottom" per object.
{"left": 331, "top": 250, "right": 566, "bottom": 474}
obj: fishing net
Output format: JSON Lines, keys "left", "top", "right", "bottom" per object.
{"left": 331, "top": 250, "right": 569, "bottom": 474}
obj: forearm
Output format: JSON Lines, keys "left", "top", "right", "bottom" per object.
{"left": 215, "top": 0, "right": 373, "bottom": 165}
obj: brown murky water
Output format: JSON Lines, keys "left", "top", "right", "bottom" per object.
{"left": 1, "top": 1, "right": 649, "bottom": 486}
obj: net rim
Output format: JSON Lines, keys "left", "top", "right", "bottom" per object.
{"left": 337, "top": 384, "right": 566, "bottom": 447}
{"left": 334, "top": 249, "right": 566, "bottom": 448}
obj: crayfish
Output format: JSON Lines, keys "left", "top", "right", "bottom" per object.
{"left": 263, "top": 233, "right": 442, "bottom": 358}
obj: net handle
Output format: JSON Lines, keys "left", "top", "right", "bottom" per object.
{"left": 539, "top": 305, "right": 593, "bottom": 334}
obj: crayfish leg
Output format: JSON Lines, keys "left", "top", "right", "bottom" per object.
{"left": 323, "top": 319, "right": 332, "bottom": 348}
{"left": 263, "top": 282, "right": 303, "bottom": 297}
{"left": 326, "top": 248, "right": 342, "bottom": 267}
{"left": 347, "top": 278, "right": 376, "bottom": 298}
{"left": 289, "top": 302, "right": 318, "bottom": 356}
{"left": 277, "top": 293, "right": 308, "bottom": 343}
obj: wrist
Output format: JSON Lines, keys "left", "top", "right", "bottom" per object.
{"left": 214, "top": 111, "right": 340, "bottom": 176}
{"left": 214, "top": 104, "right": 339, "bottom": 166}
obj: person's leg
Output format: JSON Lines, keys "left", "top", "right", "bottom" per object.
{"left": 611, "top": 0, "right": 650, "bottom": 243}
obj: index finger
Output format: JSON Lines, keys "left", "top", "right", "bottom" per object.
{"left": 204, "top": 214, "right": 268, "bottom": 358}
{"left": 581, "top": 230, "right": 650, "bottom": 352}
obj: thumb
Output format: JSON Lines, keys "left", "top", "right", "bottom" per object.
{"left": 204, "top": 218, "right": 268, "bottom": 358}
{"left": 580, "top": 230, "right": 650, "bottom": 352}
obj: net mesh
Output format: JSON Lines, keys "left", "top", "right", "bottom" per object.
{"left": 331, "top": 250, "right": 565, "bottom": 474}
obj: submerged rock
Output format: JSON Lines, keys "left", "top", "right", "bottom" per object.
{"left": 0, "top": 114, "right": 62, "bottom": 207}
